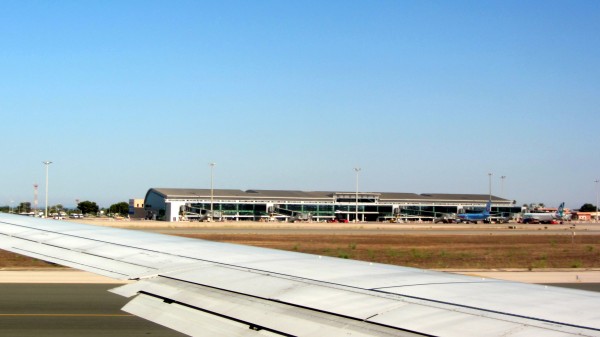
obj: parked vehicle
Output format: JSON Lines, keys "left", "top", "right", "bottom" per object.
{"left": 434, "top": 213, "right": 457, "bottom": 223}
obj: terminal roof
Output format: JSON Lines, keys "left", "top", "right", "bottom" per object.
{"left": 147, "top": 188, "right": 510, "bottom": 203}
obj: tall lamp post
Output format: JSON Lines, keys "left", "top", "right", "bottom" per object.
{"left": 209, "top": 163, "right": 216, "bottom": 222}
{"left": 43, "top": 161, "right": 53, "bottom": 218}
{"left": 488, "top": 173, "right": 492, "bottom": 201}
{"left": 354, "top": 167, "right": 361, "bottom": 223}
{"left": 595, "top": 179, "right": 599, "bottom": 223}
{"left": 500, "top": 175, "right": 506, "bottom": 197}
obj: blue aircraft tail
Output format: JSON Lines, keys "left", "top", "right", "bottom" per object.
{"left": 557, "top": 202, "right": 565, "bottom": 217}
{"left": 484, "top": 200, "right": 492, "bottom": 215}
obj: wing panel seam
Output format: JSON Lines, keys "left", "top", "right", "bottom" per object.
{"left": 156, "top": 275, "right": 435, "bottom": 337}
{"left": 373, "top": 288, "right": 600, "bottom": 333}
{"left": 137, "top": 291, "right": 296, "bottom": 337}
{"left": 12, "top": 247, "right": 132, "bottom": 278}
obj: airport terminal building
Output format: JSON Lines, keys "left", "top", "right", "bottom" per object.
{"left": 143, "top": 188, "right": 521, "bottom": 222}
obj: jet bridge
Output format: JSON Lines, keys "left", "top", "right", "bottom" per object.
{"left": 270, "top": 205, "right": 311, "bottom": 222}
{"left": 180, "top": 204, "right": 209, "bottom": 221}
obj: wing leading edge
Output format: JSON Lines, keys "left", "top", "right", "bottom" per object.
{"left": 1, "top": 213, "right": 599, "bottom": 337}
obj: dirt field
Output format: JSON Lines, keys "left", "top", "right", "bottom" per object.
{"left": 2, "top": 232, "right": 599, "bottom": 269}
{"left": 179, "top": 233, "right": 600, "bottom": 269}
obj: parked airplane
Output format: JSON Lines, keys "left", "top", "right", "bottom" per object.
{"left": 522, "top": 202, "right": 567, "bottom": 224}
{"left": 457, "top": 200, "right": 491, "bottom": 223}
{"left": 0, "top": 213, "right": 599, "bottom": 336}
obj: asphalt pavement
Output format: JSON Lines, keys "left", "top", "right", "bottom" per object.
{"left": 0, "top": 284, "right": 185, "bottom": 337}
{"left": 1, "top": 283, "right": 598, "bottom": 337}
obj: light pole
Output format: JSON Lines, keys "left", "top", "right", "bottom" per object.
{"left": 209, "top": 163, "right": 216, "bottom": 222}
{"left": 43, "top": 161, "right": 53, "bottom": 218}
{"left": 595, "top": 179, "right": 599, "bottom": 223}
{"left": 500, "top": 176, "right": 506, "bottom": 197}
{"left": 354, "top": 167, "right": 361, "bottom": 223}
{"left": 488, "top": 173, "right": 492, "bottom": 201}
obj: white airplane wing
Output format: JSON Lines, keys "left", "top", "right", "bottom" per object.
{"left": 1, "top": 213, "right": 599, "bottom": 337}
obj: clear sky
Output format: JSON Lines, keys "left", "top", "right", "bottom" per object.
{"left": 1, "top": 1, "right": 599, "bottom": 209}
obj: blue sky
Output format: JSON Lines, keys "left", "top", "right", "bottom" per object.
{"left": 1, "top": 1, "right": 599, "bottom": 209}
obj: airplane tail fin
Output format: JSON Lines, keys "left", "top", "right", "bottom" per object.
{"left": 557, "top": 202, "right": 565, "bottom": 217}
{"left": 485, "top": 200, "right": 492, "bottom": 215}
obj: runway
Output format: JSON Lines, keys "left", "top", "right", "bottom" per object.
{"left": 1, "top": 283, "right": 599, "bottom": 337}
{"left": 0, "top": 284, "right": 185, "bottom": 337}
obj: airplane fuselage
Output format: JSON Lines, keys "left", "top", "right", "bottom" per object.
{"left": 457, "top": 213, "right": 488, "bottom": 223}
{"left": 457, "top": 201, "right": 492, "bottom": 223}
{"left": 522, "top": 212, "right": 561, "bottom": 223}
{"left": 522, "top": 203, "right": 566, "bottom": 224}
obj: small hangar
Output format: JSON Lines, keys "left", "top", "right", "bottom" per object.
{"left": 143, "top": 188, "right": 520, "bottom": 222}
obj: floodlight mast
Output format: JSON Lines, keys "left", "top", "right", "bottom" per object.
{"left": 594, "top": 179, "right": 600, "bottom": 222}
{"left": 209, "top": 163, "right": 216, "bottom": 222}
{"left": 488, "top": 172, "right": 493, "bottom": 201}
{"left": 43, "top": 161, "right": 53, "bottom": 218}
{"left": 354, "top": 167, "right": 361, "bottom": 223}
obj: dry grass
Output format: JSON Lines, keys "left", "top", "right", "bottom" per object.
{"left": 0, "top": 251, "right": 58, "bottom": 268}
{"left": 1, "top": 234, "right": 599, "bottom": 269}
{"left": 181, "top": 234, "right": 600, "bottom": 269}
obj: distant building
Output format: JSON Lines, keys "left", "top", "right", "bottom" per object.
{"left": 143, "top": 188, "right": 521, "bottom": 222}
{"left": 573, "top": 211, "right": 599, "bottom": 221}
{"left": 129, "top": 198, "right": 145, "bottom": 219}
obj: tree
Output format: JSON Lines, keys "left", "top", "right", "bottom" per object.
{"left": 109, "top": 202, "right": 129, "bottom": 216}
{"left": 527, "top": 203, "right": 545, "bottom": 210}
{"left": 77, "top": 200, "right": 99, "bottom": 215}
{"left": 18, "top": 202, "right": 32, "bottom": 213}
{"left": 49, "top": 204, "right": 64, "bottom": 214}
{"left": 579, "top": 203, "right": 597, "bottom": 212}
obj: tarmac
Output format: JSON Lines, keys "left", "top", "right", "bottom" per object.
{"left": 0, "top": 270, "right": 599, "bottom": 337}
{"left": 0, "top": 283, "right": 185, "bottom": 337}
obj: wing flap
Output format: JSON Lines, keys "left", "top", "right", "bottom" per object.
{"left": 158, "top": 266, "right": 600, "bottom": 336}
{"left": 162, "top": 264, "right": 405, "bottom": 319}
{"left": 379, "top": 282, "right": 600, "bottom": 328}
{"left": 116, "top": 277, "right": 416, "bottom": 337}
{"left": 111, "top": 268, "right": 600, "bottom": 337}
{"left": 122, "top": 294, "right": 282, "bottom": 337}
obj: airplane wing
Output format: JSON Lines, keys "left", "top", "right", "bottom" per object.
{"left": 1, "top": 213, "right": 599, "bottom": 337}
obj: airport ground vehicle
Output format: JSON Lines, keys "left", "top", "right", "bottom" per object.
{"left": 434, "top": 213, "right": 457, "bottom": 223}
{"left": 483, "top": 216, "right": 510, "bottom": 224}
{"left": 520, "top": 217, "right": 562, "bottom": 224}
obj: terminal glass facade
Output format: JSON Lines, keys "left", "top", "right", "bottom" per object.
{"left": 144, "top": 188, "right": 523, "bottom": 222}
